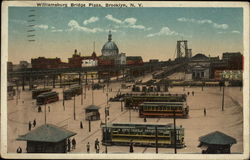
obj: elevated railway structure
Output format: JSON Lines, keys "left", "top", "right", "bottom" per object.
{"left": 8, "top": 60, "right": 186, "bottom": 90}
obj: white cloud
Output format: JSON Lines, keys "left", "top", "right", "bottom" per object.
{"left": 213, "top": 23, "right": 228, "bottom": 29}
{"left": 83, "top": 17, "right": 99, "bottom": 25}
{"left": 51, "top": 29, "right": 63, "bottom": 32}
{"left": 34, "top": 24, "right": 48, "bottom": 30}
{"left": 147, "top": 27, "right": 179, "bottom": 37}
{"left": 68, "top": 20, "right": 103, "bottom": 33}
{"left": 232, "top": 30, "right": 240, "bottom": 34}
{"left": 105, "top": 14, "right": 122, "bottom": 24}
{"left": 177, "top": 17, "right": 229, "bottom": 29}
{"left": 124, "top": 18, "right": 137, "bottom": 25}
{"left": 105, "top": 14, "right": 150, "bottom": 30}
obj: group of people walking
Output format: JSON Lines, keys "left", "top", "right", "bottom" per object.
{"left": 86, "top": 138, "right": 100, "bottom": 153}
{"left": 187, "top": 91, "right": 195, "bottom": 96}
{"left": 67, "top": 138, "right": 76, "bottom": 152}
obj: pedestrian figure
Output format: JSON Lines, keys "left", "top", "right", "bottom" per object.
{"left": 28, "top": 121, "right": 32, "bottom": 131}
{"left": 38, "top": 106, "right": 42, "bottom": 112}
{"left": 144, "top": 117, "right": 147, "bottom": 122}
{"left": 68, "top": 138, "right": 71, "bottom": 152}
{"left": 48, "top": 106, "right": 50, "bottom": 112}
{"left": 96, "top": 144, "right": 100, "bottom": 153}
{"left": 33, "top": 119, "right": 36, "bottom": 127}
{"left": 86, "top": 142, "right": 90, "bottom": 153}
{"left": 192, "top": 91, "right": 194, "bottom": 96}
{"left": 187, "top": 92, "right": 190, "bottom": 96}
{"left": 80, "top": 121, "right": 83, "bottom": 129}
{"left": 129, "top": 142, "right": 134, "bottom": 153}
{"left": 204, "top": 108, "right": 206, "bottom": 116}
{"left": 72, "top": 138, "right": 76, "bottom": 149}
{"left": 95, "top": 138, "right": 100, "bottom": 150}
{"left": 16, "top": 146, "right": 22, "bottom": 153}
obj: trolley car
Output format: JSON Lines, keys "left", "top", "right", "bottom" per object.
{"left": 124, "top": 94, "right": 187, "bottom": 109}
{"left": 139, "top": 102, "right": 189, "bottom": 118}
{"left": 63, "top": 85, "right": 82, "bottom": 100}
{"left": 32, "top": 88, "right": 52, "bottom": 99}
{"left": 101, "top": 123, "right": 185, "bottom": 148}
{"left": 36, "top": 91, "right": 59, "bottom": 105}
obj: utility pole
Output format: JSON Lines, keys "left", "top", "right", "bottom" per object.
{"left": 88, "top": 119, "right": 91, "bottom": 132}
{"left": 92, "top": 75, "right": 94, "bottom": 105}
{"left": 81, "top": 83, "right": 83, "bottom": 105}
{"left": 63, "top": 86, "right": 66, "bottom": 111}
{"left": 129, "top": 103, "right": 131, "bottom": 122}
{"left": 222, "top": 83, "right": 225, "bottom": 111}
{"left": 173, "top": 110, "right": 177, "bottom": 154}
{"left": 16, "top": 82, "right": 18, "bottom": 105}
{"left": 202, "top": 81, "right": 204, "bottom": 91}
{"left": 45, "top": 103, "right": 47, "bottom": 124}
{"left": 155, "top": 126, "right": 158, "bottom": 154}
{"left": 73, "top": 95, "right": 76, "bottom": 120}
{"left": 105, "top": 106, "right": 108, "bottom": 153}
{"left": 106, "top": 92, "right": 109, "bottom": 105}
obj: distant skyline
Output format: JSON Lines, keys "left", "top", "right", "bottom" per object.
{"left": 9, "top": 7, "right": 243, "bottom": 64}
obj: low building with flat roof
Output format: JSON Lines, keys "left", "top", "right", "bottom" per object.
{"left": 17, "top": 124, "right": 76, "bottom": 153}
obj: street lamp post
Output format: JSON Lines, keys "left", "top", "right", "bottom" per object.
{"left": 105, "top": 106, "right": 108, "bottom": 153}
{"left": 91, "top": 75, "right": 94, "bottom": 105}
{"left": 173, "top": 110, "right": 177, "bottom": 154}
{"left": 63, "top": 87, "right": 65, "bottom": 110}
{"left": 73, "top": 95, "right": 76, "bottom": 120}
{"left": 106, "top": 92, "right": 109, "bottom": 105}
{"left": 44, "top": 103, "right": 47, "bottom": 124}
{"left": 222, "top": 81, "right": 225, "bottom": 111}
{"left": 129, "top": 103, "right": 131, "bottom": 122}
{"left": 81, "top": 83, "right": 83, "bottom": 105}
{"left": 88, "top": 119, "right": 91, "bottom": 132}
{"left": 155, "top": 126, "right": 158, "bottom": 154}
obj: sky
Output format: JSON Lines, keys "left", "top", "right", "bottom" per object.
{"left": 8, "top": 7, "right": 243, "bottom": 64}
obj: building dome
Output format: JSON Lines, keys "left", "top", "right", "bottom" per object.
{"left": 101, "top": 31, "right": 119, "bottom": 56}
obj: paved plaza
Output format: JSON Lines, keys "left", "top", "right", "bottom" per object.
{"left": 7, "top": 75, "right": 243, "bottom": 154}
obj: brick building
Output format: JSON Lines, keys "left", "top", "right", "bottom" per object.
{"left": 126, "top": 56, "right": 143, "bottom": 65}
{"left": 31, "top": 57, "right": 65, "bottom": 69}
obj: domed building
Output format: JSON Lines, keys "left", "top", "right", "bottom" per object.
{"left": 101, "top": 31, "right": 119, "bottom": 56}
{"left": 99, "top": 31, "right": 126, "bottom": 66}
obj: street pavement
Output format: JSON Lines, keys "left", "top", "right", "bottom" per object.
{"left": 7, "top": 75, "right": 243, "bottom": 154}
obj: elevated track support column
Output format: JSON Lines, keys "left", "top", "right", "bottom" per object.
{"left": 59, "top": 74, "right": 62, "bottom": 88}
{"left": 28, "top": 75, "right": 31, "bottom": 90}
{"left": 52, "top": 74, "right": 56, "bottom": 88}
{"left": 78, "top": 73, "right": 81, "bottom": 85}
{"left": 22, "top": 76, "right": 25, "bottom": 91}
